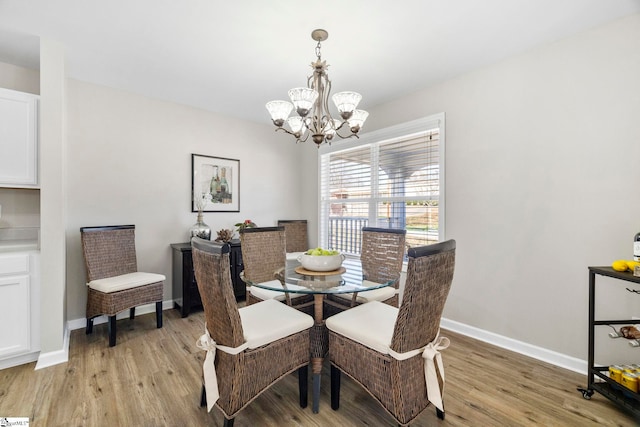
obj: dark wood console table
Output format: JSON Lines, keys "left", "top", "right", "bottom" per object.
{"left": 170, "top": 240, "right": 244, "bottom": 317}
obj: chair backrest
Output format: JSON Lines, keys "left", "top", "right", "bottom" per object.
{"left": 240, "top": 226, "right": 286, "bottom": 284}
{"left": 277, "top": 220, "right": 308, "bottom": 253}
{"left": 80, "top": 225, "right": 138, "bottom": 282}
{"left": 360, "top": 227, "right": 407, "bottom": 285}
{"left": 191, "top": 237, "right": 245, "bottom": 348}
{"left": 390, "top": 239, "right": 456, "bottom": 354}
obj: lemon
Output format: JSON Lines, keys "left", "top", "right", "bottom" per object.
{"left": 612, "top": 260, "right": 629, "bottom": 271}
{"left": 626, "top": 260, "right": 640, "bottom": 271}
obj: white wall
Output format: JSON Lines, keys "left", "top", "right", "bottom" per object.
{"left": 357, "top": 14, "right": 640, "bottom": 363}
{"left": 39, "top": 38, "right": 67, "bottom": 355}
{"left": 64, "top": 80, "right": 309, "bottom": 321}
{"left": 0, "top": 61, "right": 39, "bottom": 94}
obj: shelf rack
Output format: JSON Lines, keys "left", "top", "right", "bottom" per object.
{"left": 578, "top": 266, "right": 640, "bottom": 419}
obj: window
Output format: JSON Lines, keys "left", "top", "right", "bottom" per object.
{"left": 318, "top": 114, "right": 445, "bottom": 256}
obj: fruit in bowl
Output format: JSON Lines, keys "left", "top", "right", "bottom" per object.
{"left": 298, "top": 248, "right": 345, "bottom": 272}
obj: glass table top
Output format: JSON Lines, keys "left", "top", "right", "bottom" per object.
{"left": 247, "top": 257, "right": 398, "bottom": 295}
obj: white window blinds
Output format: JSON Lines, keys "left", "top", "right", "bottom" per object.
{"left": 319, "top": 114, "right": 445, "bottom": 255}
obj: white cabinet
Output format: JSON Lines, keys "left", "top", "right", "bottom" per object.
{"left": 0, "top": 87, "right": 39, "bottom": 188}
{"left": 0, "top": 252, "right": 40, "bottom": 368}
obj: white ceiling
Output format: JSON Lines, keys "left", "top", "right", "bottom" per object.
{"left": 0, "top": 0, "right": 639, "bottom": 124}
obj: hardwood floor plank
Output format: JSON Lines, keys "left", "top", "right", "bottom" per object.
{"left": 0, "top": 308, "right": 637, "bottom": 426}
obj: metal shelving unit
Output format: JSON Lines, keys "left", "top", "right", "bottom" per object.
{"left": 578, "top": 266, "right": 640, "bottom": 419}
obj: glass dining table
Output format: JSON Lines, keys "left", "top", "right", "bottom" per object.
{"left": 247, "top": 256, "right": 398, "bottom": 413}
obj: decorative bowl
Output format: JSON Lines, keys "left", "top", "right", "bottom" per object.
{"left": 297, "top": 253, "right": 345, "bottom": 272}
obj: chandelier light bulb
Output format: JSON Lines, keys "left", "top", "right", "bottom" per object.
{"left": 348, "top": 109, "right": 369, "bottom": 132}
{"left": 288, "top": 87, "right": 318, "bottom": 117}
{"left": 265, "top": 100, "right": 293, "bottom": 127}
{"left": 287, "top": 116, "right": 305, "bottom": 133}
{"left": 332, "top": 91, "right": 362, "bottom": 119}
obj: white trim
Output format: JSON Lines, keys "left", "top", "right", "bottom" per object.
{"left": 0, "top": 350, "right": 40, "bottom": 370}
{"left": 34, "top": 324, "right": 70, "bottom": 370}
{"left": 440, "top": 317, "right": 586, "bottom": 374}
{"left": 26, "top": 298, "right": 588, "bottom": 374}
{"left": 67, "top": 300, "right": 174, "bottom": 331}
{"left": 437, "top": 113, "right": 446, "bottom": 241}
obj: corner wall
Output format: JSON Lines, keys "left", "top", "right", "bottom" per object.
{"left": 38, "top": 38, "right": 68, "bottom": 359}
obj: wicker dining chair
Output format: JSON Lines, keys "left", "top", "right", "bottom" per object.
{"left": 326, "top": 239, "right": 456, "bottom": 426}
{"left": 239, "top": 226, "right": 314, "bottom": 313}
{"left": 80, "top": 225, "right": 164, "bottom": 347}
{"left": 191, "top": 238, "right": 313, "bottom": 427}
{"left": 325, "top": 227, "right": 406, "bottom": 316}
{"left": 277, "top": 219, "right": 309, "bottom": 253}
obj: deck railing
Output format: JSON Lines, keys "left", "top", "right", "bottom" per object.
{"left": 328, "top": 217, "right": 368, "bottom": 255}
{"left": 328, "top": 216, "right": 439, "bottom": 255}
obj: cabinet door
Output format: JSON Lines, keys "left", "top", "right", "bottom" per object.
{"left": 0, "top": 88, "right": 39, "bottom": 187}
{"left": 0, "top": 275, "right": 30, "bottom": 357}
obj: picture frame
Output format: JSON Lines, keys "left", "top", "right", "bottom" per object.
{"left": 191, "top": 154, "right": 240, "bottom": 212}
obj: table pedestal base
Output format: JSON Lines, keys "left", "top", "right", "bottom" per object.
{"left": 310, "top": 294, "right": 328, "bottom": 413}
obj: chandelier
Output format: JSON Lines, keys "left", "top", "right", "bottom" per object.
{"left": 266, "top": 29, "right": 368, "bottom": 147}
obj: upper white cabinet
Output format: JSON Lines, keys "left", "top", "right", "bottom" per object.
{"left": 0, "top": 87, "right": 39, "bottom": 188}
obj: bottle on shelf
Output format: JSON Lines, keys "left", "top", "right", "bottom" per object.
{"left": 634, "top": 231, "right": 640, "bottom": 262}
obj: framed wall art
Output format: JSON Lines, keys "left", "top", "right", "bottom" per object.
{"left": 192, "top": 154, "right": 240, "bottom": 212}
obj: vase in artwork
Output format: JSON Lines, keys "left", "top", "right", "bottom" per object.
{"left": 190, "top": 212, "right": 211, "bottom": 240}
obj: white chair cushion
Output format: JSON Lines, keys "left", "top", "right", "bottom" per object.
{"left": 286, "top": 251, "right": 305, "bottom": 261}
{"left": 326, "top": 301, "right": 398, "bottom": 354}
{"left": 333, "top": 280, "right": 396, "bottom": 304}
{"left": 249, "top": 279, "right": 310, "bottom": 302}
{"left": 239, "top": 299, "right": 314, "bottom": 349}
{"left": 88, "top": 272, "right": 165, "bottom": 293}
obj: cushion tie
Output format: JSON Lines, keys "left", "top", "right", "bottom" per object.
{"left": 421, "top": 333, "right": 450, "bottom": 411}
{"left": 388, "top": 329, "right": 450, "bottom": 412}
{"left": 196, "top": 326, "right": 248, "bottom": 412}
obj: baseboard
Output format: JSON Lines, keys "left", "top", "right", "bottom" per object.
{"left": 440, "top": 317, "right": 586, "bottom": 375}
{"left": 30, "top": 301, "right": 174, "bottom": 371}
{"left": 34, "top": 324, "right": 70, "bottom": 370}
{"left": 67, "top": 300, "right": 174, "bottom": 331}
{"left": 0, "top": 351, "right": 40, "bottom": 370}
{"left": 46, "top": 301, "right": 587, "bottom": 375}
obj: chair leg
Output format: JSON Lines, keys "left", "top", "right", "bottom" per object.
{"left": 86, "top": 318, "right": 94, "bottom": 334}
{"left": 330, "top": 365, "right": 341, "bottom": 410}
{"left": 298, "top": 365, "right": 308, "bottom": 408}
{"left": 129, "top": 307, "right": 135, "bottom": 320}
{"left": 108, "top": 315, "right": 117, "bottom": 347}
{"left": 156, "top": 301, "right": 163, "bottom": 328}
{"left": 436, "top": 406, "right": 445, "bottom": 420}
{"left": 200, "top": 384, "right": 207, "bottom": 407}
{"left": 223, "top": 418, "right": 234, "bottom": 427}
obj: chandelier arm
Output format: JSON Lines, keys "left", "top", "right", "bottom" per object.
{"left": 274, "top": 126, "right": 310, "bottom": 143}
{"left": 322, "top": 78, "right": 334, "bottom": 131}
{"left": 334, "top": 128, "right": 360, "bottom": 141}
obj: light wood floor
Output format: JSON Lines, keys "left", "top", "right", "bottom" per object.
{"left": 1, "top": 308, "right": 637, "bottom": 426}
